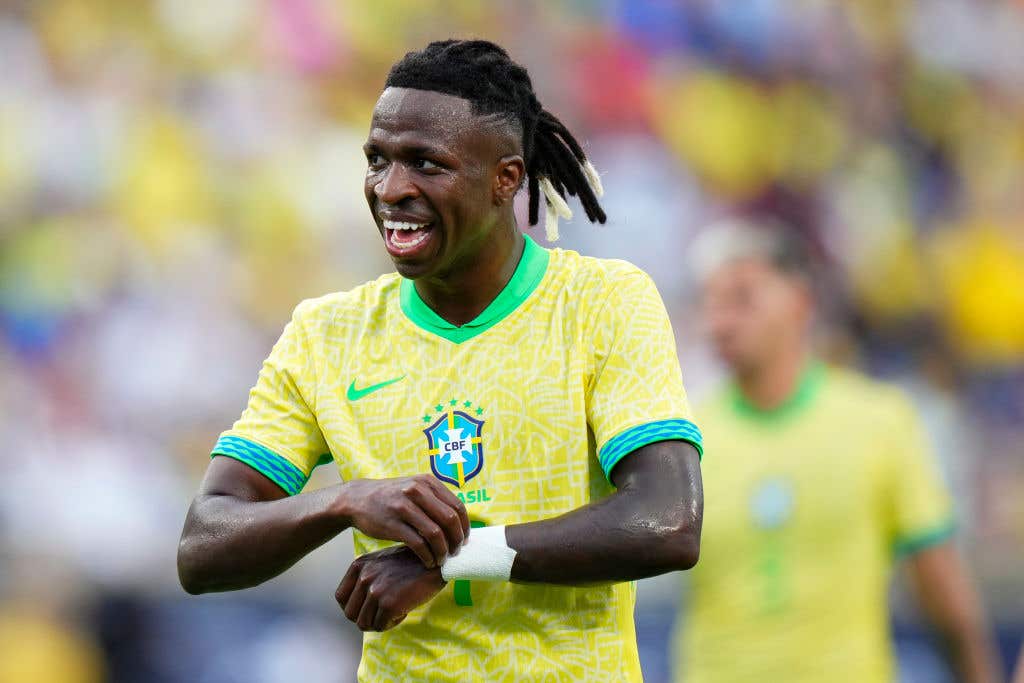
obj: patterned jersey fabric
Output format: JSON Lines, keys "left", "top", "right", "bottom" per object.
{"left": 213, "top": 234, "right": 702, "bottom": 682}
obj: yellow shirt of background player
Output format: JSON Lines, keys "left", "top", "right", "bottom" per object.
{"left": 675, "top": 365, "right": 952, "bottom": 683}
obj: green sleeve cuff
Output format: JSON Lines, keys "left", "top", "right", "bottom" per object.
{"left": 598, "top": 418, "right": 703, "bottom": 482}
{"left": 211, "top": 435, "right": 310, "bottom": 496}
{"left": 893, "top": 518, "right": 956, "bottom": 557}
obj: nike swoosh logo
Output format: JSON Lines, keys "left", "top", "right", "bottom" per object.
{"left": 346, "top": 375, "right": 405, "bottom": 401}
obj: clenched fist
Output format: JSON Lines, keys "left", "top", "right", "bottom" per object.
{"left": 335, "top": 545, "right": 446, "bottom": 632}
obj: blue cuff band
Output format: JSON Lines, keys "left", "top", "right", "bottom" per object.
{"left": 893, "top": 519, "right": 956, "bottom": 557}
{"left": 599, "top": 419, "right": 703, "bottom": 481}
{"left": 211, "top": 435, "right": 309, "bottom": 496}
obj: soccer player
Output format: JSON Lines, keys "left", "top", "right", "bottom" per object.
{"left": 178, "top": 40, "right": 704, "bottom": 682}
{"left": 672, "top": 220, "right": 1002, "bottom": 683}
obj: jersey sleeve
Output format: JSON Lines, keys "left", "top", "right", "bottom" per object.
{"left": 882, "top": 393, "right": 955, "bottom": 556}
{"left": 586, "top": 268, "right": 703, "bottom": 482}
{"left": 211, "top": 301, "right": 330, "bottom": 495}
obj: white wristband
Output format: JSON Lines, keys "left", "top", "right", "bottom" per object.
{"left": 440, "top": 525, "right": 517, "bottom": 582}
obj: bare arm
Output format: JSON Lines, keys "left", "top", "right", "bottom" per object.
{"left": 336, "top": 440, "right": 702, "bottom": 629}
{"left": 907, "top": 541, "right": 1003, "bottom": 683}
{"left": 177, "top": 456, "right": 468, "bottom": 594}
{"left": 507, "top": 440, "right": 702, "bottom": 583}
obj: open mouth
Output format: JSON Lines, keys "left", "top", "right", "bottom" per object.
{"left": 383, "top": 220, "right": 436, "bottom": 257}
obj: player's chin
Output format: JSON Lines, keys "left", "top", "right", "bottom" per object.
{"left": 392, "top": 256, "right": 437, "bottom": 280}
{"left": 388, "top": 237, "right": 444, "bottom": 279}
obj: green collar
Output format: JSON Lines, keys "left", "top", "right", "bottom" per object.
{"left": 399, "top": 233, "right": 550, "bottom": 344}
{"left": 731, "top": 362, "right": 826, "bottom": 422}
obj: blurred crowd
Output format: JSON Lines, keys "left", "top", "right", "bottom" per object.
{"left": 1, "top": 1, "right": 1022, "bottom": 681}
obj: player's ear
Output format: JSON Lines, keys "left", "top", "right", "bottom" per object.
{"left": 493, "top": 155, "right": 525, "bottom": 206}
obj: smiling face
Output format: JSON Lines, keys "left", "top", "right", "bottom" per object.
{"left": 363, "top": 87, "right": 523, "bottom": 281}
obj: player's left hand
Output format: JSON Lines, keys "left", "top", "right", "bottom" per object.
{"left": 335, "top": 545, "right": 446, "bottom": 632}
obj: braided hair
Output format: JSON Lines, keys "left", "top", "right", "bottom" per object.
{"left": 385, "top": 39, "right": 606, "bottom": 241}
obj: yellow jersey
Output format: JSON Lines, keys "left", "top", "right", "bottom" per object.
{"left": 674, "top": 364, "right": 953, "bottom": 683}
{"left": 212, "top": 234, "right": 702, "bottom": 682}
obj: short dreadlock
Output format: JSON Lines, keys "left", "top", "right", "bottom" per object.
{"left": 385, "top": 39, "right": 606, "bottom": 241}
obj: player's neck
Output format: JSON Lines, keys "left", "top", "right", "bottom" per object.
{"left": 736, "top": 348, "right": 812, "bottom": 412}
{"left": 414, "top": 222, "right": 525, "bottom": 327}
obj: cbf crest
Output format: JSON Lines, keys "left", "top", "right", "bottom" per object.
{"left": 422, "top": 399, "right": 485, "bottom": 488}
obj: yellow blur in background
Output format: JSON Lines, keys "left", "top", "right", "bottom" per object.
{"left": 1, "top": 1, "right": 1022, "bottom": 682}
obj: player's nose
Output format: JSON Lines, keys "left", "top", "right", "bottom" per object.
{"left": 374, "top": 162, "right": 420, "bottom": 205}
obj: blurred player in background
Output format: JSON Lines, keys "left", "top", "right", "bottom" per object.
{"left": 672, "top": 219, "right": 1002, "bottom": 683}
{"left": 178, "top": 40, "right": 704, "bottom": 682}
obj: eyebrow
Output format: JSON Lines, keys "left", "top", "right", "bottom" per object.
{"left": 362, "top": 138, "right": 453, "bottom": 158}
{"left": 405, "top": 144, "right": 449, "bottom": 156}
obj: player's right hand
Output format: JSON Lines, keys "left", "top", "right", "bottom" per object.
{"left": 335, "top": 545, "right": 445, "bottom": 632}
{"left": 336, "top": 475, "right": 470, "bottom": 568}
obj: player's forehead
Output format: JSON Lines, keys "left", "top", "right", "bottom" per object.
{"left": 703, "top": 257, "right": 787, "bottom": 294}
{"left": 372, "top": 88, "right": 473, "bottom": 132}
{"left": 365, "top": 87, "right": 517, "bottom": 157}
{"left": 366, "top": 88, "right": 474, "bottom": 148}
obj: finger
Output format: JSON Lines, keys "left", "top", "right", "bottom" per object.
{"left": 373, "top": 597, "right": 406, "bottom": 632}
{"left": 393, "top": 521, "right": 434, "bottom": 567}
{"left": 356, "top": 585, "right": 379, "bottom": 631}
{"left": 425, "top": 478, "right": 470, "bottom": 534}
{"left": 401, "top": 505, "right": 449, "bottom": 567}
{"left": 410, "top": 487, "right": 466, "bottom": 552}
{"left": 457, "top": 499, "right": 470, "bottom": 536}
{"left": 335, "top": 564, "right": 360, "bottom": 606}
{"left": 380, "top": 613, "right": 407, "bottom": 631}
{"left": 344, "top": 576, "right": 369, "bottom": 623}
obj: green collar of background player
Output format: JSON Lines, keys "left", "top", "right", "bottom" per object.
{"left": 730, "top": 361, "right": 827, "bottom": 422}
{"left": 399, "top": 232, "right": 550, "bottom": 344}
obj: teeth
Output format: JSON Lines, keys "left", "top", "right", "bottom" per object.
{"left": 383, "top": 220, "right": 429, "bottom": 231}
{"left": 390, "top": 229, "right": 430, "bottom": 250}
